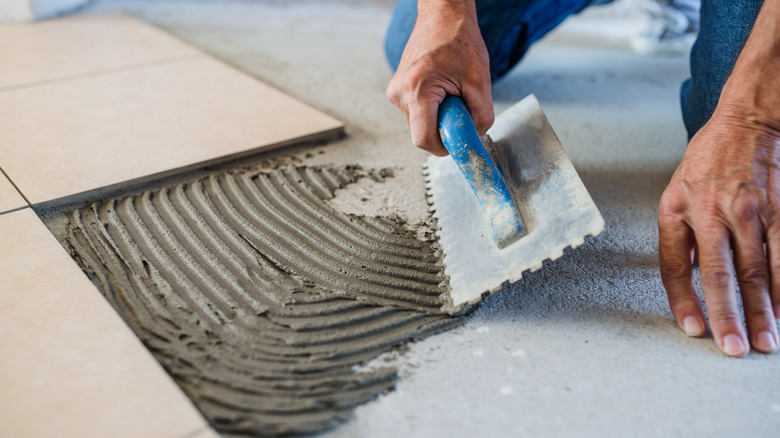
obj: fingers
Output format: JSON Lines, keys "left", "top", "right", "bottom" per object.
{"left": 462, "top": 84, "right": 495, "bottom": 137}
{"left": 407, "top": 93, "right": 448, "bottom": 156}
{"left": 388, "top": 83, "right": 494, "bottom": 157}
{"left": 695, "top": 223, "right": 749, "bottom": 357}
{"left": 730, "top": 200, "right": 779, "bottom": 353}
{"left": 658, "top": 208, "right": 706, "bottom": 337}
{"left": 661, "top": 191, "right": 779, "bottom": 356}
{"left": 767, "top": 222, "right": 780, "bottom": 319}
{"left": 386, "top": 76, "right": 449, "bottom": 156}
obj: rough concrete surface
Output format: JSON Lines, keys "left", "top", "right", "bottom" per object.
{"left": 81, "top": 1, "right": 780, "bottom": 436}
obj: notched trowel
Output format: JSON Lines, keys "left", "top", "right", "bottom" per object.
{"left": 424, "top": 95, "right": 605, "bottom": 313}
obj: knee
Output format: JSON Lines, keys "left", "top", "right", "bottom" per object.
{"left": 680, "top": 77, "right": 710, "bottom": 141}
{"left": 680, "top": 0, "right": 764, "bottom": 140}
{"left": 384, "top": 0, "right": 418, "bottom": 72}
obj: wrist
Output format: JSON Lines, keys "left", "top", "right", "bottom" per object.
{"left": 713, "top": 99, "right": 780, "bottom": 135}
{"left": 719, "top": 55, "right": 780, "bottom": 131}
{"left": 716, "top": 0, "right": 780, "bottom": 130}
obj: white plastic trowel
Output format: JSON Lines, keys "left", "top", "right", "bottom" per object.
{"left": 424, "top": 95, "right": 605, "bottom": 313}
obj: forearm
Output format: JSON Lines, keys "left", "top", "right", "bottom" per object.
{"left": 417, "top": 0, "right": 475, "bottom": 15}
{"left": 414, "top": 0, "right": 478, "bottom": 45}
{"left": 719, "top": 0, "right": 780, "bottom": 129}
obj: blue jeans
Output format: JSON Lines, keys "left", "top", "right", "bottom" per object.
{"left": 385, "top": 0, "right": 764, "bottom": 139}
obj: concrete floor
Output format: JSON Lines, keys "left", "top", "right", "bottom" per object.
{"left": 86, "top": 1, "right": 780, "bottom": 436}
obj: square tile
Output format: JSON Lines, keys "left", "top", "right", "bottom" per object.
{"left": 0, "top": 208, "right": 209, "bottom": 438}
{"left": 0, "top": 169, "right": 26, "bottom": 213}
{"left": 0, "top": 54, "right": 343, "bottom": 205}
{"left": 0, "top": 11, "right": 199, "bottom": 90}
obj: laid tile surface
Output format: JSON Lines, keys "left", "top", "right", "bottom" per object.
{"left": 0, "top": 11, "right": 199, "bottom": 90}
{"left": 0, "top": 170, "right": 26, "bottom": 213}
{"left": 0, "top": 54, "right": 343, "bottom": 204}
{"left": 0, "top": 208, "right": 209, "bottom": 438}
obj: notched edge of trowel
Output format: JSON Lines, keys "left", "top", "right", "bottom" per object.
{"left": 423, "top": 161, "right": 605, "bottom": 315}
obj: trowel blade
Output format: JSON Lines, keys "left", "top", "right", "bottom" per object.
{"left": 424, "top": 94, "right": 605, "bottom": 313}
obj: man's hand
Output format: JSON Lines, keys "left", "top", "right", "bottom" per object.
{"left": 659, "top": 0, "right": 780, "bottom": 356}
{"left": 386, "top": 0, "right": 493, "bottom": 156}
{"left": 659, "top": 110, "right": 780, "bottom": 357}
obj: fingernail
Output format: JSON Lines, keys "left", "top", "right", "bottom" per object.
{"left": 722, "top": 334, "right": 747, "bottom": 357}
{"left": 683, "top": 316, "right": 703, "bottom": 336}
{"left": 756, "top": 331, "right": 778, "bottom": 353}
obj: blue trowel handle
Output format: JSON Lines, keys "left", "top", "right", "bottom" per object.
{"left": 437, "top": 95, "right": 525, "bottom": 248}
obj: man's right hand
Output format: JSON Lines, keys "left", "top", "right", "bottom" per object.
{"left": 386, "top": 0, "right": 494, "bottom": 156}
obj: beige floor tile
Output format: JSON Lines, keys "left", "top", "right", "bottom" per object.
{"left": 0, "top": 11, "right": 199, "bottom": 90}
{"left": 0, "top": 209, "right": 209, "bottom": 438}
{"left": 0, "top": 169, "right": 26, "bottom": 213}
{"left": 0, "top": 54, "right": 343, "bottom": 205}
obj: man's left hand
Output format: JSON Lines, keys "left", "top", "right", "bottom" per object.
{"left": 659, "top": 106, "right": 780, "bottom": 357}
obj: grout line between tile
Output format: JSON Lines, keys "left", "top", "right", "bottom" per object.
{"left": 0, "top": 165, "right": 32, "bottom": 206}
{"left": 0, "top": 53, "right": 203, "bottom": 94}
{"left": 0, "top": 206, "right": 30, "bottom": 216}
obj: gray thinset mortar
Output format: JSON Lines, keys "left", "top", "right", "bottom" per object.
{"left": 50, "top": 164, "right": 460, "bottom": 436}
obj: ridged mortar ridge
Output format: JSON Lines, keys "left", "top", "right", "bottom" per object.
{"left": 62, "top": 164, "right": 458, "bottom": 436}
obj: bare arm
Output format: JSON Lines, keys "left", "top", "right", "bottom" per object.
{"left": 659, "top": 0, "right": 780, "bottom": 356}
{"left": 386, "top": 0, "right": 494, "bottom": 156}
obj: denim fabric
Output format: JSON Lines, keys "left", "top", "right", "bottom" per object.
{"left": 385, "top": 0, "right": 764, "bottom": 140}
{"left": 385, "top": 0, "right": 607, "bottom": 80}
{"left": 681, "top": 0, "right": 763, "bottom": 139}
